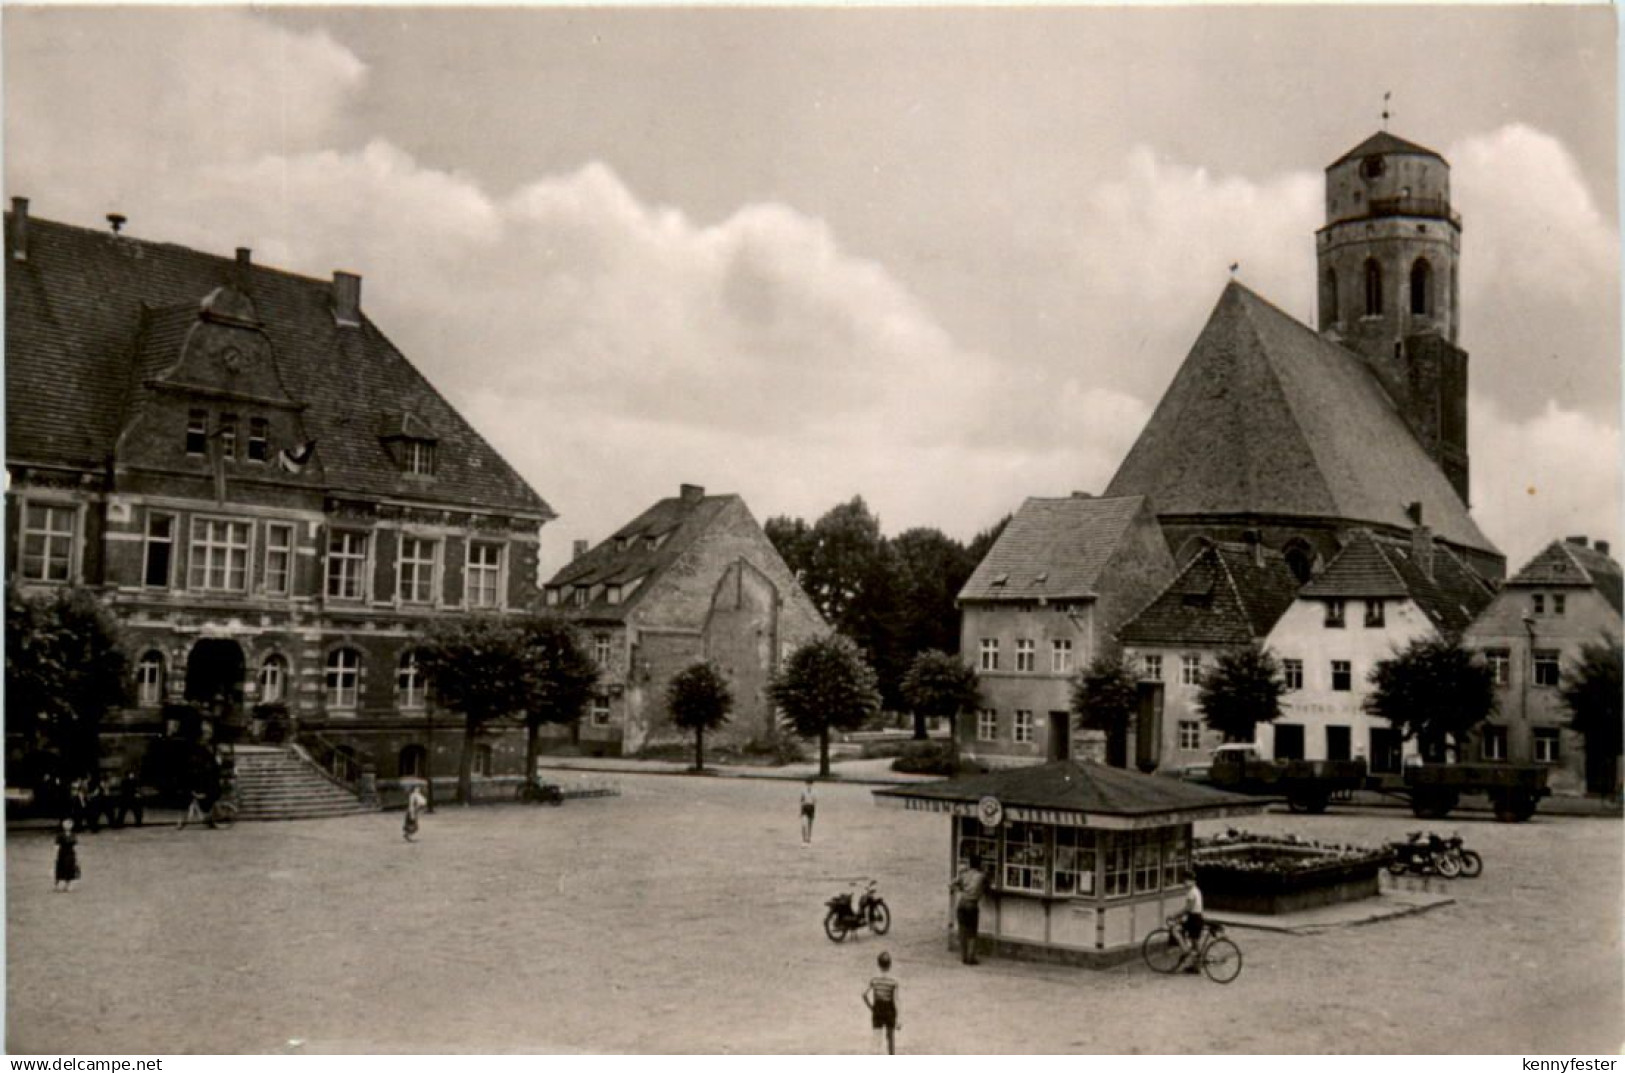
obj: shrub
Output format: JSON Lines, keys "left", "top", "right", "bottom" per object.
{"left": 742, "top": 736, "right": 807, "bottom": 766}
{"left": 860, "top": 739, "right": 910, "bottom": 760}
{"left": 890, "top": 739, "right": 982, "bottom": 776}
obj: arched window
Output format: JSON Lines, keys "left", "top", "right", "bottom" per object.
{"left": 1410, "top": 258, "right": 1433, "bottom": 317}
{"left": 398, "top": 744, "right": 427, "bottom": 778}
{"left": 1363, "top": 259, "right": 1383, "bottom": 317}
{"left": 1321, "top": 268, "right": 1339, "bottom": 328}
{"left": 397, "top": 649, "right": 424, "bottom": 710}
{"left": 326, "top": 648, "right": 361, "bottom": 710}
{"left": 472, "top": 743, "right": 494, "bottom": 777}
{"left": 136, "top": 651, "right": 165, "bottom": 707}
{"left": 259, "top": 654, "right": 287, "bottom": 704}
{"left": 1282, "top": 539, "right": 1316, "bottom": 585}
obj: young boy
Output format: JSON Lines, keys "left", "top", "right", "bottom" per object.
{"left": 863, "top": 951, "right": 901, "bottom": 1054}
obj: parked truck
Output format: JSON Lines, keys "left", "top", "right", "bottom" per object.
{"left": 1193, "top": 743, "right": 1551, "bottom": 822}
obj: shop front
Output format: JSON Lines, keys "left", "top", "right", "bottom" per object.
{"left": 874, "top": 761, "right": 1269, "bottom": 967}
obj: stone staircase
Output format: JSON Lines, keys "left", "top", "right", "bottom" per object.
{"left": 231, "top": 745, "right": 375, "bottom": 822}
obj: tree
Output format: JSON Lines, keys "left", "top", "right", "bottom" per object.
{"left": 1197, "top": 645, "right": 1288, "bottom": 744}
{"left": 516, "top": 614, "right": 600, "bottom": 787}
{"left": 892, "top": 528, "right": 979, "bottom": 662}
{"left": 1072, "top": 652, "right": 1139, "bottom": 768}
{"left": 1560, "top": 637, "right": 1623, "bottom": 795}
{"left": 666, "top": 661, "right": 734, "bottom": 771}
{"left": 769, "top": 634, "right": 882, "bottom": 777}
{"left": 5, "top": 583, "right": 127, "bottom": 777}
{"left": 900, "top": 650, "right": 982, "bottom": 742}
{"left": 1364, "top": 637, "right": 1496, "bottom": 760}
{"left": 418, "top": 613, "right": 597, "bottom": 804}
{"left": 764, "top": 515, "right": 814, "bottom": 581}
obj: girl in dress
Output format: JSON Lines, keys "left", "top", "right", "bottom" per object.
{"left": 403, "top": 783, "right": 427, "bottom": 842}
{"left": 54, "top": 819, "right": 79, "bottom": 892}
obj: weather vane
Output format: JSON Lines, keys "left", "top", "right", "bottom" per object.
{"left": 1382, "top": 91, "right": 1392, "bottom": 130}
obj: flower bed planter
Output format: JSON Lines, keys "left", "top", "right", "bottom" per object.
{"left": 1194, "top": 833, "right": 1391, "bottom": 915}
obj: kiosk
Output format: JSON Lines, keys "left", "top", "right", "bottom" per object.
{"left": 875, "top": 761, "right": 1268, "bottom": 966}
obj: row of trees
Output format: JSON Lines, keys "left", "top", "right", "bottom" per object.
{"left": 765, "top": 497, "right": 1007, "bottom": 724}
{"left": 1074, "top": 636, "right": 1623, "bottom": 776}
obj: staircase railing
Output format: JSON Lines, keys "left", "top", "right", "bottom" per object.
{"left": 292, "top": 732, "right": 369, "bottom": 794}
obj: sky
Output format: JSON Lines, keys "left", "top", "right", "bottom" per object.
{"left": 4, "top": 5, "right": 1619, "bottom": 579}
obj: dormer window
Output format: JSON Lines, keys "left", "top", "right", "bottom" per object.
{"left": 404, "top": 440, "right": 436, "bottom": 476}
{"left": 616, "top": 536, "right": 632, "bottom": 553}
{"left": 544, "top": 587, "right": 560, "bottom": 607}
{"left": 1361, "top": 155, "right": 1386, "bottom": 180}
{"left": 607, "top": 585, "right": 623, "bottom": 605}
{"left": 572, "top": 586, "right": 589, "bottom": 607}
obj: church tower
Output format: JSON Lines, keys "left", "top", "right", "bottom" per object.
{"left": 1316, "top": 131, "right": 1470, "bottom": 504}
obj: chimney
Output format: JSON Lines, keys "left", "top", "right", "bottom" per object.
{"left": 1565, "top": 535, "right": 1588, "bottom": 548}
{"left": 234, "top": 247, "right": 253, "bottom": 288}
{"left": 1406, "top": 501, "right": 1424, "bottom": 525}
{"left": 571, "top": 539, "right": 589, "bottom": 561}
{"left": 1411, "top": 524, "right": 1435, "bottom": 580}
{"left": 680, "top": 483, "right": 705, "bottom": 503}
{"left": 1597, "top": 540, "right": 1612, "bottom": 557}
{"left": 107, "top": 213, "right": 127, "bottom": 235}
{"left": 332, "top": 270, "right": 362, "bottom": 327}
{"left": 1243, "top": 528, "right": 1264, "bottom": 568}
{"left": 10, "top": 197, "right": 28, "bottom": 262}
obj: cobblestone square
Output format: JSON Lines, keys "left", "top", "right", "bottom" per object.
{"left": 7, "top": 774, "right": 1621, "bottom": 1053}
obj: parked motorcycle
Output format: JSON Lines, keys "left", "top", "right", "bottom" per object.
{"left": 1441, "top": 833, "right": 1483, "bottom": 878}
{"left": 1386, "top": 831, "right": 1460, "bottom": 878}
{"left": 823, "top": 879, "right": 892, "bottom": 942}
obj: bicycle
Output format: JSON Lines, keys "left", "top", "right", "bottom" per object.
{"left": 1142, "top": 915, "right": 1242, "bottom": 983}
{"left": 514, "top": 777, "right": 564, "bottom": 806}
{"left": 176, "top": 793, "right": 237, "bottom": 830}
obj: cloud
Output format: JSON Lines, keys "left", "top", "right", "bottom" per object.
{"left": 1470, "top": 394, "right": 1620, "bottom": 570}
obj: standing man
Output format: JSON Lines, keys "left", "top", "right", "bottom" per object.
{"left": 950, "top": 853, "right": 989, "bottom": 965}
{"left": 115, "top": 769, "right": 144, "bottom": 828}
{"left": 799, "top": 779, "right": 817, "bottom": 845}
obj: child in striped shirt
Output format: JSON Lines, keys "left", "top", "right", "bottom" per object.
{"left": 863, "top": 951, "right": 900, "bottom": 1054}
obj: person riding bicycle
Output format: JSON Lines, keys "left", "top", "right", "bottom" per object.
{"left": 1174, "top": 876, "right": 1205, "bottom": 973}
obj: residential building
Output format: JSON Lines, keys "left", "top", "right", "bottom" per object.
{"left": 1105, "top": 131, "right": 1504, "bottom": 583}
{"left": 1260, "top": 527, "right": 1493, "bottom": 768}
{"left": 957, "top": 494, "right": 1174, "bottom": 766}
{"left": 5, "top": 201, "right": 554, "bottom": 781}
{"left": 1462, "top": 536, "right": 1622, "bottom": 794}
{"left": 1117, "top": 535, "right": 1301, "bottom": 771}
{"left": 543, "top": 484, "right": 826, "bottom": 755}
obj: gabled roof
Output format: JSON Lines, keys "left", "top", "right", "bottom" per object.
{"left": 1118, "top": 539, "right": 1301, "bottom": 648}
{"left": 1507, "top": 540, "right": 1623, "bottom": 616}
{"left": 873, "top": 761, "right": 1269, "bottom": 826}
{"left": 1330, "top": 131, "right": 1446, "bottom": 168}
{"left": 958, "top": 495, "right": 1147, "bottom": 602}
{"left": 544, "top": 490, "right": 740, "bottom": 621}
{"left": 1299, "top": 529, "right": 1495, "bottom": 635}
{"left": 6, "top": 211, "right": 551, "bottom": 517}
{"left": 1104, "top": 282, "right": 1498, "bottom": 560}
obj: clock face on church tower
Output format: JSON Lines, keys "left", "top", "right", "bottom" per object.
{"left": 219, "top": 347, "right": 244, "bottom": 373}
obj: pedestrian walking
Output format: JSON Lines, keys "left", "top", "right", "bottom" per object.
{"left": 950, "top": 852, "right": 989, "bottom": 965}
{"left": 799, "top": 779, "right": 817, "bottom": 845}
{"left": 69, "top": 778, "right": 94, "bottom": 834}
{"left": 403, "top": 783, "right": 427, "bottom": 842}
{"left": 53, "top": 819, "right": 79, "bottom": 892}
{"left": 114, "top": 769, "right": 144, "bottom": 828}
{"left": 176, "top": 787, "right": 208, "bottom": 830}
{"left": 862, "top": 951, "right": 901, "bottom": 1054}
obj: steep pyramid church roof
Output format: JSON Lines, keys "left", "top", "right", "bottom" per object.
{"left": 1104, "top": 282, "right": 1498, "bottom": 561}
{"left": 1330, "top": 130, "right": 1445, "bottom": 167}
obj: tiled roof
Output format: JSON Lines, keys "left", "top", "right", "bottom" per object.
{"left": 1118, "top": 539, "right": 1301, "bottom": 648}
{"left": 1330, "top": 131, "right": 1445, "bottom": 168}
{"left": 1508, "top": 540, "right": 1624, "bottom": 616}
{"left": 873, "top": 761, "right": 1269, "bottom": 820}
{"left": 6, "top": 211, "right": 551, "bottom": 517}
{"left": 544, "top": 492, "right": 738, "bottom": 621}
{"left": 1104, "top": 282, "right": 1498, "bottom": 560}
{"left": 1301, "top": 529, "right": 1495, "bottom": 635}
{"left": 958, "top": 495, "right": 1146, "bottom": 602}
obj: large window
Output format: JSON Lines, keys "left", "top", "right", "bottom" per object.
{"left": 1178, "top": 720, "right": 1201, "bottom": 750}
{"left": 247, "top": 418, "right": 269, "bottom": 463}
{"left": 398, "top": 537, "right": 438, "bottom": 605}
{"left": 218, "top": 414, "right": 238, "bottom": 460}
{"left": 1053, "top": 827, "right": 1097, "bottom": 897}
{"left": 186, "top": 409, "right": 208, "bottom": 456}
{"left": 1013, "top": 710, "right": 1034, "bottom": 744}
{"left": 1051, "top": 639, "right": 1073, "bottom": 674}
{"left": 1363, "top": 258, "right": 1383, "bottom": 317}
{"left": 1533, "top": 728, "right": 1561, "bottom": 764}
{"left": 472, "top": 743, "right": 493, "bottom": 777}
{"left": 259, "top": 655, "right": 287, "bottom": 704}
{"left": 978, "top": 638, "right": 999, "bottom": 671}
{"left": 976, "top": 709, "right": 997, "bottom": 742}
{"left": 1162, "top": 828, "right": 1191, "bottom": 889}
{"left": 1180, "top": 655, "right": 1202, "bottom": 686}
{"left": 466, "top": 541, "right": 504, "bottom": 609}
{"left": 264, "top": 523, "right": 294, "bottom": 597}
{"left": 1015, "top": 639, "right": 1035, "bottom": 672}
{"left": 1480, "top": 725, "right": 1507, "bottom": 762}
{"left": 1410, "top": 258, "right": 1433, "bottom": 317}
{"left": 1132, "top": 830, "right": 1164, "bottom": 894}
{"left": 1143, "top": 655, "right": 1163, "bottom": 682}
{"left": 1002, "top": 822, "right": 1049, "bottom": 894}
{"left": 1553, "top": 593, "right": 1566, "bottom": 616}
{"left": 189, "top": 518, "right": 250, "bottom": 592}
{"left": 326, "top": 648, "right": 361, "bottom": 710}
{"left": 397, "top": 650, "right": 424, "bottom": 709}
{"left": 1485, "top": 649, "right": 1510, "bottom": 687}
{"left": 591, "top": 695, "right": 611, "bottom": 726}
{"left": 1283, "top": 658, "right": 1304, "bottom": 692}
{"left": 1533, "top": 650, "right": 1561, "bottom": 688}
{"left": 136, "top": 651, "right": 165, "bottom": 707}
{"left": 1331, "top": 660, "right": 1353, "bottom": 692}
{"left": 956, "top": 816, "right": 998, "bottom": 878}
{"left": 326, "top": 531, "right": 370, "bottom": 600}
{"left": 20, "top": 503, "right": 76, "bottom": 582}
{"left": 1103, "top": 833, "right": 1133, "bottom": 899}
{"left": 1364, "top": 600, "right": 1386, "bottom": 628}
{"left": 593, "top": 633, "right": 612, "bottom": 668}
{"left": 143, "top": 513, "right": 175, "bottom": 588}
{"left": 1325, "top": 599, "right": 1346, "bottom": 628}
